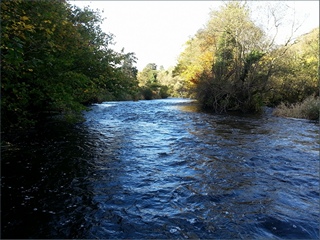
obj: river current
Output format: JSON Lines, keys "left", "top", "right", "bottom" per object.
{"left": 1, "top": 98, "right": 319, "bottom": 239}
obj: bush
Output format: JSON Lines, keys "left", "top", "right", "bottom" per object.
{"left": 159, "top": 86, "right": 170, "bottom": 99}
{"left": 140, "top": 87, "right": 153, "bottom": 100}
{"left": 273, "top": 95, "right": 320, "bottom": 120}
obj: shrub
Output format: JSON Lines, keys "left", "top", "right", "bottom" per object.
{"left": 273, "top": 95, "right": 320, "bottom": 120}
{"left": 159, "top": 86, "right": 170, "bottom": 99}
{"left": 140, "top": 87, "right": 153, "bottom": 100}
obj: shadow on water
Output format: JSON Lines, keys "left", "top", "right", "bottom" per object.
{"left": 1, "top": 98, "right": 319, "bottom": 239}
{"left": 1, "top": 121, "right": 101, "bottom": 238}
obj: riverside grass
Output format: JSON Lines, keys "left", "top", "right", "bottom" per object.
{"left": 273, "top": 96, "right": 320, "bottom": 121}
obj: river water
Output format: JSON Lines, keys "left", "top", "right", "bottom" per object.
{"left": 1, "top": 98, "right": 319, "bottom": 239}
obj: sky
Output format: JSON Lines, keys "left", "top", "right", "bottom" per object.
{"left": 69, "top": 1, "right": 319, "bottom": 71}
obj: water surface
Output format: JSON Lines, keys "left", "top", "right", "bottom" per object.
{"left": 2, "top": 98, "right": 319, "bottom": 239}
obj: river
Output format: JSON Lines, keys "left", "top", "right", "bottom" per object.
{"left": 1, "top": 98, "right": 319, "bottom": 239}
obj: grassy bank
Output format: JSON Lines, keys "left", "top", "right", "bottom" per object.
{"left": 273, "top": 96, "right": 320, "bottom": 121}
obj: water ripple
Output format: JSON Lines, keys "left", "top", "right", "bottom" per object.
{"left": 2, "top": 98, "right": 319, "bottom": 239}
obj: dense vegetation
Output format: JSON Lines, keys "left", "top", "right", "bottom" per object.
{"left": 137, "top": 63, "right": 190, "bottom": 99}
{"left": 173, "top": 2, "right": 319, "bottom": 118}
{"left": 1, "top": 0, "right": 139, "bottom": 129}
{"left": 137, "top": 63, "right": 177, "bottom": 100}
{"left": 273, "top": 96, "right": 320, "bottom": 120}
{"left": 1, "top": 0, "right": 318, "bottom": 132}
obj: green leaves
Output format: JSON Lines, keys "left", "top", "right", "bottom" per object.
{"left": 1, "top": 0, "right": 139, "bottom": 129}
{"left": 268, "top": 28, "right": 319, "bottom": 105}
{"left": 137, "top": 63, "right": 174, "bottom": 100}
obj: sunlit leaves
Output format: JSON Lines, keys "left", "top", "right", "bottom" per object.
{"left": 174, "top": 1, "right": 317, "bottom": 112}
{"left": 268, "top": 27, "right": 319, "bottom": 104}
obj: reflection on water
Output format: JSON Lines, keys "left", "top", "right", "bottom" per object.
{"left": 1, "top": 98, "right": 319, "bottom": 239}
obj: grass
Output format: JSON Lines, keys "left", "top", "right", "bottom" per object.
{"left": 273, "top": 95, "right": 320, "bottom": 121}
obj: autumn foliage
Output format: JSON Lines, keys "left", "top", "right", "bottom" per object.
{"left": 174, "top": 2, "right": 319, "bottom": 116}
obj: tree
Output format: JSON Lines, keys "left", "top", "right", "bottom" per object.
{"left": 1, "top": 0, "right": 83, "bottom": 127}
{"left": 267, "top": 28, "right": 319, "bottom": 105}
{"left": 112, "top": 50, "right": 139, "bottom": 100}
{"left": 1, "top": 0, "right": 139, "bottom": 129}
{"left": 173, "top": 30, "right": 215, "bottom": 94}
{"left": 175, "top": 1, "right": 267, "bottom": 112}
{"left": 174, "top": 1, "right": 308, "bottom": 113}
{"left": 137, "top": 63, "right": 172, "bottom": 99}
{"left": 137, "top": 63, "right": 158, "bottom": 87}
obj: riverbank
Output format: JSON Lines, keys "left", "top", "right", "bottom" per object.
{"left": 273, "top": 96, "right": 320, "bottom": 121}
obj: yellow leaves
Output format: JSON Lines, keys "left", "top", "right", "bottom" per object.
{"left": 180, "top": 63, "right": 203, "bottom": 85}
{"left": 24, "top": 24, "right": 34, "bottom": 31}
{"left": 306, "top": 56, "right": 317, "bottom": 64}
{"left": 51, "top": 24, "right": 57, "bottom": 33}
{"left": 198, "top": 51, "right": 214, "bottom": 68}
{"left": 20, "top": 16, "right": 29, "bottom": 21}
{"left": 38, "top": 21, "right": 56, "bottom": 36}
{"left": 11, "top": 19, "right": 35, "bottom": 37}
{"left": 45, "top": 28, "right": 53, "bottom": 35}
{"left": 62, "top": 20, "right": 68, "bottom": 26}
{"left": 18, "top": 16, "right": 35, "bottom": 32}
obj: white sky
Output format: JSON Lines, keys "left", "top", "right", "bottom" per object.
{"left": 69, "top": 1, "right": 319, "bottom": 71}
